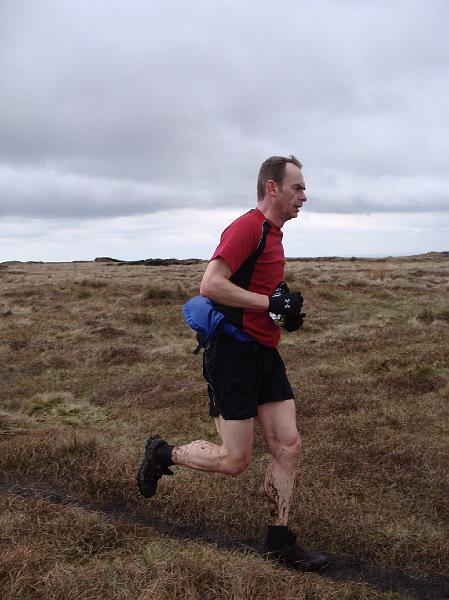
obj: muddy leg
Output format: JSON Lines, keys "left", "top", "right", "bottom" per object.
{"left": 264, "top": 451, "right": 297, "bottom": 525}
{"left": 172, "top": 417, "right": 254, "bottom": 476}
{"left": 257, "top": 399, "right": 301, "bottom": 525}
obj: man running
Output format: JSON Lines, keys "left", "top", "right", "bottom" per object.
{"left": 137, "top": 155, "right": 328, "bottom": 571}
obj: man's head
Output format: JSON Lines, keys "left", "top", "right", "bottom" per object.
{"left": 257, "top": 155, "right": 307, "bottom": 227}
{"left": 257, "top": 155, "right": 303, "bottom": 201}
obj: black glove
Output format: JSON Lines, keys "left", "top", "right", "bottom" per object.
{"left": 268, "top": 283, "right": 303, "bottom": 316}
{"left": 282, "top": 312, "right": 306, "bottom": 332}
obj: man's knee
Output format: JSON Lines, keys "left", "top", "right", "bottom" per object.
{"left": 219, "top": 451, "right": 252, "bottom": 475}
{"left": 270, "top": 431, "right": 301, "bottom": 461}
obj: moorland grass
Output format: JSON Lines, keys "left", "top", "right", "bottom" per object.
{"left": 0, "top": 256, "right": 448, "bottom": 599}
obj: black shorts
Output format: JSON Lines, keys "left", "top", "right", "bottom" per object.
{"left": 203, "top": 334, "right": 294, "bottom": 421}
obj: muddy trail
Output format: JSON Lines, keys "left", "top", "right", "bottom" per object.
{"left": 1, "top": 481, "right": 448, "bottom": 600}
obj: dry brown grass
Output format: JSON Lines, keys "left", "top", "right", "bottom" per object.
{"left": 1, "top": 495, "right": 393, "bottom": 600}
{"left": 1, "top": 256, "right": 448, "bottom": 599}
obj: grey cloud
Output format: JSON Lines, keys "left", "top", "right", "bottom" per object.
{"left": 308, "top": 171, "right": 449, "bottom": 213}
{"left": 1, "top": 0, "right": 449, "bottom": 219}
{"left": 0, "top": 165, "right": 252, "bottom": 219}
{"left": 1, "top": 163, "right": 447, "bottom": 219}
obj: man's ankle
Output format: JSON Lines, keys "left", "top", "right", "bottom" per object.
{"left": 155, "top": 443, "right": 174, "bottom": 467}
{"left": 266, "top": 525, "right": 291, "bottom": 550}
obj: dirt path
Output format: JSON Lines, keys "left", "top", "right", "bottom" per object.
{"left": 1, "top": 481, "right": 448, "bottom": 600}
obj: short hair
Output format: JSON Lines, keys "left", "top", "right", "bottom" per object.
{"left": 257, "top": 155, "right": 303, "bottom": 200}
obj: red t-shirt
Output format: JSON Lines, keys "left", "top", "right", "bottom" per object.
{"left": 211, "top": 207, "right": 285, "bottom": 347}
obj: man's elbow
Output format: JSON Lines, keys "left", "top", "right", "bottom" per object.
{"left": 200, "top": 258, "right": 231, "bottom": 299}
{"left": 200, "top": 277, "right": 214, "bottom": 299}
{"left": 200, "top": 273, "right": 224, "bottom": 300}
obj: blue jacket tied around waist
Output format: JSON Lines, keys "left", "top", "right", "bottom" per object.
{"left": 182, "top": 295, "right": 253, "bottom": 353}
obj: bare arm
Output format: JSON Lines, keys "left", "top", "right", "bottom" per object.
{"left": 200, "top": 257, "right": 269, "bottom": 311}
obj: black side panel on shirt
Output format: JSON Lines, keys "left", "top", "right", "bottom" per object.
{"left": 215, "top": 220, "right": 272, "bottom": 329}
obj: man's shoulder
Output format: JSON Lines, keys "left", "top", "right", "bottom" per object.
{"left": 213, "top": 209, "right": 265, "bottom": 265}
{"left": 225, "top": 209, "right": 265, "bottom": 234}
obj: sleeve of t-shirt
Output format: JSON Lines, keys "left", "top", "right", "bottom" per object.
{"left": 210, "top": 215, "right": 261, "bottom": 274}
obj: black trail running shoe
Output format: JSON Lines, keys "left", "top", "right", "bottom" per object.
{"left": 266, "top": 529, "right": 328, "bottom": 572}
{"left": 137, "top": 434, "right": 173, "bottom": 498}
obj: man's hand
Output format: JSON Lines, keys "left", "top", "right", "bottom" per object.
{"left": 268, "top": 286, "right": 303, "bottom": 316}
{"left": 268, "top": 281, "right": 305, "bottom": 331}
{"left": 282, "top": 312, "right": 306, "bottom": 331}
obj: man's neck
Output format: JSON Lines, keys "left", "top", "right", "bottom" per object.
{"left": 256, "top": 203, "right": 285, "bottom": 229}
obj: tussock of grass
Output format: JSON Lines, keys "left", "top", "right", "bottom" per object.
{"left": 98, "top": 345, "right": 145, "bottom": 365}
{"left": 9, "top": 339, "right": 28, "bottom": 351}
{"left": 368, "top": 268, "right": 391, "bottom": 281}
{"left": 141, "top": 284, "right": 189, "bottom": 303}
{"left": 38, "top": 354, "right": 72, "bottom": 369}
{"left": 23, "top": 392, "right": 105, "bottom": 426}
{"left": 79, "top": 278, "right": 108, "bottom": 288}
{"left": 2, "top": 286, "right": 40, "bottom": 298}
{"left": 91, "top": 325, "right": 126, "bottom": 338}
{"left": 316, "top": 289, "right": 340, "bottom": 301}
{"left": 346, "top": 278, "right": 370, "bottom": 288}
{"left": 0, "top": 413, "right": 12, "bottom": 431}
{"left": 89, "top": 369, "right": 203, "bottom": 410}
{"left": 128, "top": 311, "right": 153, "bottom": 325}
{"left": 416, "top": 307, "right": 435, "bottom": 323}
{"left": 0, "top": 410, "right": 27, "bottom": 435}
{"left": 437, "top": 307, "right": 449, "bottom": 322}
{"left": 382, "top": 368, "right": 445, "bottom": 395}
{"left": 0, "top": 430, "right": 99, "bottom": 476}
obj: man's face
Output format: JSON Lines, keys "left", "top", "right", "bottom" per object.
{"left": 275, "top": 163, "right": 307, "bottom": 221}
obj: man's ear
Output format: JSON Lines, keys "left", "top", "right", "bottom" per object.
{"left": 267, "top": 179, "right": 277, "bottom": 197}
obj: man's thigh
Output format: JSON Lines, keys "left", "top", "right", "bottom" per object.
{"left": 204, "top": 336, "right": 263, "bottom": 420}
{"left": 258, "top": 348, "right": 294, "bottom": 405}
{"left": 216, "top": 415, "right": 255, "bottom": 462}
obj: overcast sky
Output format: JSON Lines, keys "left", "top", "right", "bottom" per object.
{"left": 1, "top": 0, "right": 448, "bottom": 261}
